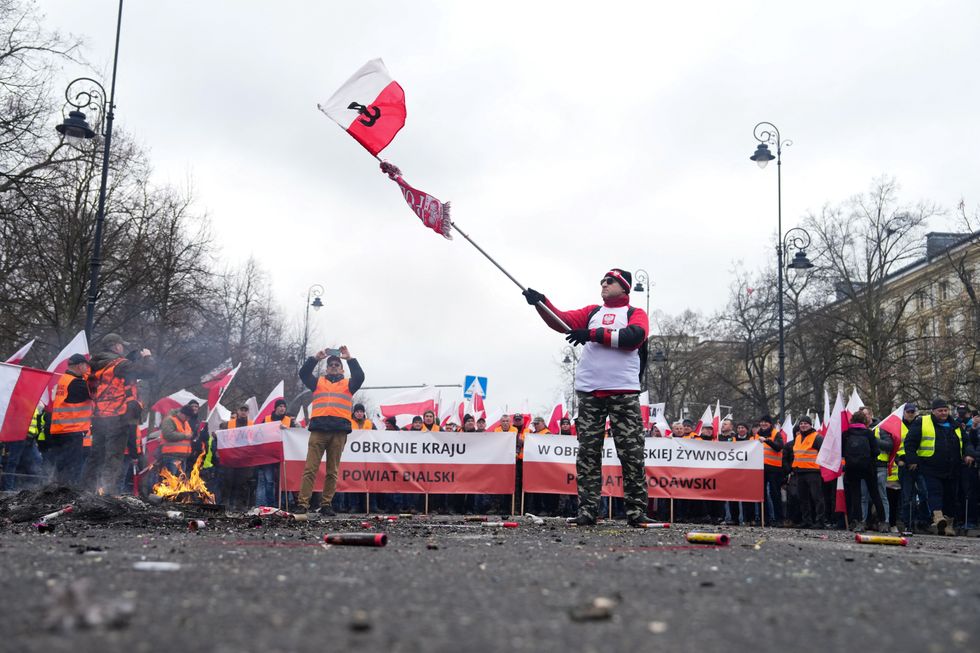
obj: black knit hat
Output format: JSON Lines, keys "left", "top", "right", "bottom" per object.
{"left": 759, "top": 415, "right": 774, "bottom": 425}
{"left": 180, "top": 403, "right": 196, "bottom": 417}
{"left": 274, "top": 398, "right": 287, "bottom": 409}
{"left": 606, "top": 268, "right": 632, "bottom": 293}
{"left": 353, "top": 403, "right": 365, "bottom": 413}
{"left": 931, "top": 398, "right": 948, "bottom": 409}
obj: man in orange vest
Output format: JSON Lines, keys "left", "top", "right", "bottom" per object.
{"left": 47, "top": 353, "right": 93, "bottom": 486}
{"left": 758, "top": 415, "right": 786, "bottom": 525}
{"left": 159, "top": 404, "right": 195, "bottom": 478}
{"left": 296, "top": 346, "right": 364, "bottom": 517}
{"left": 84, "top": 333, "right": 155, "bottom": 492}
{"left": 254, "top": 399, "right": 290, "bottom": 508}
{"left": 787, "top": 416, "right": 824, "bottom": 528}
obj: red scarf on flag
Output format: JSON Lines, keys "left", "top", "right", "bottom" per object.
{"left": 380, "top": 162, "right": 452, "bottom": 239}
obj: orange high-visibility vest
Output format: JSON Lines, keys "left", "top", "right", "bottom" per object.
{"left": 160, "top": 416, "right": 192, "bottom": 456}
{"left": 92, "top": 358, "right": 134, "bottom": 417}
{"left": 792, "top": 432, "right": 820, "bottom": 470}
{"left": 760, "top": 429, "right": 782, "bottom": 467}
{"left": 352, "top": 418, "right": 373, "bottom": 430}
{"left": 310, "top": 377, "right": 353, "bottom": 425}
{"left": 263, "top": 415, "right": 292, "bottom": 427}
{"left": 50, "top": 373, "right": 93, "bottom": 435}
{"left": 228, "top": 417, "right": 254, "bottom": 428}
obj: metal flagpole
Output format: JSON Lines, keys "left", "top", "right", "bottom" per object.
{"left": 449, "top": 222, "right": 571, "bottom": 332}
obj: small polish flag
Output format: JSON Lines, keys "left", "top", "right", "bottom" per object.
{"left": 41, "top": 330, "right": 89, "bottom": 405}
{"left": 4, "top": 339, "right": 35, "bottom": 365}
{"left": 547, "top": 394, "right": 566, "bottom": 434}
{"left": 151, "top": 389, "right": 205, "bottom": 415}
{"left": 319, "top": 58, "right": 406, "bottom": 157}
{"left": 821, "top": 388, "right": 831, "bottom": 436}
{"left": 0, "top": 362, "right": 57, "bottom": 442}
{"left": 380, "top": 386, "right": 439, "bottom": 426}
{"left": 711, "top": 400, "right": 721, "bottom": 440}
{"left": 780, "top": 413, "right": 794, "bottom": 444}
{"left": 650, "top": 402, "right": 671, "bottom": 437}
{"left": 693, "top": 405, "right": 712, "bottom": 437}
{"left": 255, "top": 381, "right": 285, "bottom": 424}
{"left": 204, "top": 363, "right": 241, "bottom": 418}
{"left": 817, "top": 392, "right": 846, "bottom": 481}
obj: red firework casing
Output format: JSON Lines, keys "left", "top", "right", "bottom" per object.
{"left": 686, "top": 532, "right": 730, "bottom": 545}
{"left": 636, "top": 522, "right": 671, "bottom": 529}
{"left": 361, "top": 521, "right": 373, "bottom": 529}
{"left": 324, "top": 532, "right": 388, "bottom": 547}
{"left": 188, "top": 520, "right": 206, "bottom": 531}
{"left": 465, "top": 516, "right": 488, "bottom": 522}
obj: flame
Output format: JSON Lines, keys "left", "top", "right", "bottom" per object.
{"left": 152, "top": 453, "right": 216, "bottom": 504}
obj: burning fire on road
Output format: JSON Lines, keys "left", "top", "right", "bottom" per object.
{"left": 152, "top": 453, "right": 215, "bottom": 504}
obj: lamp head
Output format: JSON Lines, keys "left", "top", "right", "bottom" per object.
{"left": 750, "top": 143, "right": 775, "bottom": 169}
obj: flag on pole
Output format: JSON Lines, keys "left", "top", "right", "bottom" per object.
{"left": 711, "top": 400, "right": 721, "bottom": 439}
{"left": 812, "top": 411, "right": 822, "bottom": 434}
{"left": 639, "top": 391, "right": 650, "bottom": 430}
{"left": 151, "top": 389, "right": 205, "bottom": 415}
{"left": 0, "top": 363, "right": 57, "bottom": 442}
{"left": 875, "top": 404, "right": 905, "bottom": 476}
{"left": 204, "top": 363, "right": 241, "bottom": 418}
{"left": 780, "top": 412, "right": 794, "bottom": 444}
{"left": 318, "top": 58, "right": 407, "bottom": 157}
{"left": 255, "top": 381, "right": 285, "bottom": 424}
{"left": 693, "top": 405, "right": 712, "bottom": 437}
{"left": 4, "top": 339, "right": 35, "bottom": 365}
{"left": 547, "top": 394, "right": 567, "bottom": 434}
{"left": 40, "top": 330, "right": 89, "bottom": 405}
{"left": 379, "top": 386, "right": 439, "bottom": 426}
{"left": 821, "top": 388, "right": 831, "bottom": 436}
{"left": 650, "top": 402, "right": 671, "bottom": 437}
{"left": 816, "top": 392, "right": 846, "bottom": 481}
{"left": 245, "top": 396, "right": 259, "bottom": 422}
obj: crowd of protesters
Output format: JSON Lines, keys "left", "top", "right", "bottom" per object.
{"left": 3, "top": 341, "right": 978, "bottom": 535}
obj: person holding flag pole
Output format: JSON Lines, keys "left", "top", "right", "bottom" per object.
{"left": 522, "top": 269, "right": 654, "bottom": 527}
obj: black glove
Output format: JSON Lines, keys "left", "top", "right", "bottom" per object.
{"left": 565, "top": 329, "right": 591, "bottom": 346}
{"left": 523, "top": 288, "right": 545, "bottom": 305}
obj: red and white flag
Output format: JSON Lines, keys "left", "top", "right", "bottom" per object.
{"left": 780, "top": 413, "right": 794, "bottom": 444}
{"left": 0, "top": 362, "right": 57, "bottom": 442}
{"left": 151, "top": 389, "right": 204, "bottom": 416}
{"left": 41, "top": 330, "right": 89, "bottom": 405}
{"left": 875, "top": 403, "right": 905, "bottom": 476}
{"left": 380, "top": 386, "right": 439, "bottom": 426}
{"left": 812, "top": 412, "right": 822, "bottom": 434}
{"left": 46, "top": 330, "right": 89, "bottom": 373}
{"left": 255, "top": 381, "right": 285, "bottom": 424}
{"left": 547, "top": 394, "right": 567, "bottom": 434}
{"left": 4, "top": 339, "right": 35, "bottom": 365}
{"left": 650, "top": 402, "right": 671, "bottom": 437}
{"left": 816, "top": 392, "right": 846, "bottom": 481}
{"left": 693, "top": 405, "right": 712, "bottom": 436}
{"left": 639, "top": 391, "right": 650, "bottom": 430}
{"left": 215, "top": 422, "right": 284, "bottom": 468}
{"left": 318, "top": 58, "right": 406, "bottom": 157}
{"left": 711, "top": 400, "right": 721, "bottom": 439}
{"left": 204, "top": 363, "right": 241, "bottom": 417}
{"left": 821, "top": 388, "right": 831, "bottom": 435}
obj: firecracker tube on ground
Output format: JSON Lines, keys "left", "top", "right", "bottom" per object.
{"left": 855, "top": 533, "right": 908, "bottom": 546}
{"left": 323, "top": 533, "right": 388, "bottom": 547}
{"left": 686, "top": 532, "right": 730, "bottom": 545}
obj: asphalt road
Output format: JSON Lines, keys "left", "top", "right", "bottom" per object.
{"left": 1, "top": 513, "right": 978, "bottom": 653}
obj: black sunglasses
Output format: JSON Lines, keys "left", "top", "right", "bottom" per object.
{"left": 600, "top": 276, "right": 617, "bottom": 285}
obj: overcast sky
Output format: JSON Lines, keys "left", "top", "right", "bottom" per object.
{"left": 39, "top": 0, "right": 980, "bottom": 415}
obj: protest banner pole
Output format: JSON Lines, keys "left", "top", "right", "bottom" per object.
{"left": 424, "top": 493, "right": 429, "bottom": 515}
{"left": 511, "top": 493, "right": 516, "bottom": 516}
{"left": 365, "top": 492, "right": 370, "bottom": 515}
{"left": 608, "top": 499, "right": 613, "bottom": 519}
{"left": 520, "top": 491, "right": 525, "bottom": 515}
{"left": 760, "top": 497, "right": 765, "bottom": 527}
{"left": 670, "top": 498, "right": 674, "bottom": 524}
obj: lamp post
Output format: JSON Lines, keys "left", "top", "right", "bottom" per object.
{"left": 55, "top": 0, "right": 124, "bottom": 340}
{"left": 633, "top": 268, "right": 651, "bottom": 391}
{"left": 749, "top": 122, "right": 813, "bottom": 419}
{"left": 562, "top": 347, "right": 578, "bottom": 415}
{"left": 300, "top": 284, "right": 324, "bottom": 362}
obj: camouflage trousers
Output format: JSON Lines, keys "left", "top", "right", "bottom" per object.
{"left": 574, "top": 391, "right": 647, "bottom": 520}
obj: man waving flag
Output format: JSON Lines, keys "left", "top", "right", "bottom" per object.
{"left": 318, "top": 58, "right": 406, "bottom": 157}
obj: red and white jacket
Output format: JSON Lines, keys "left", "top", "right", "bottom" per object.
{"left": 537, "top": 294, "right": 648, "bottom": 393}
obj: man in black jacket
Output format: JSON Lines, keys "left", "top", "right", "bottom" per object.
{"left": 905, "top": 399, "right": 976, "bottom": 535}
{"left": 296, "top": 346, "right": 364, "bottom": 517}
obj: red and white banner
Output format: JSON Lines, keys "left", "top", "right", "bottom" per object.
{"left": 215, "top": 422, "right": 284, "bottom": 468}
{"left": 41, "top": 330, "right": 88, "bottom": 405}
{"left": 4, "top": 339, "right": 35, "bottom": 365}
{"left": 281, "top": 429, "right": 514, "bottom": 494}
{"left": 318, "top": 58, "right": 406, "bottom": 157}
{"left": 0, "top": 363, "right": 57, "bottom": 442}
{"left": 522, "top": 434, "right": 763, "bottom": 501}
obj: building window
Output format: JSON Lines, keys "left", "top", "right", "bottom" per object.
{"left": 916, "top": 291, "right": 927, "bottom": 310}
{"left": 939, "top": 281, "right": 950, "bottom": 300}
{"left": 944, "top": 315, "right": 954, "bottom": 336}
